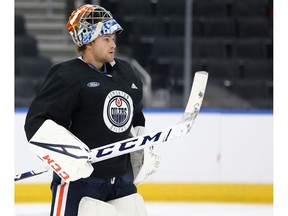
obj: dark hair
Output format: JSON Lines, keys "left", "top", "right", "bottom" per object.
{"left": 76, "top": 44, "right": 87, "bottom": 54}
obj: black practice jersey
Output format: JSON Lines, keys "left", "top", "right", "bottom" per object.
{"left": 24, "top": 58, "right": 145, "bottom": 179}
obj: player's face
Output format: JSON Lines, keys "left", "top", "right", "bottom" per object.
{"left": 91, "top": 34, "right": 116, "bottom": 63}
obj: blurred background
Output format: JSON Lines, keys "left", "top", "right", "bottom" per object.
{"left": 14, "top": 0, "right": 273, "bottom": 215}
{"left": 15, "top": 0, "right": 273, "bottom": 110}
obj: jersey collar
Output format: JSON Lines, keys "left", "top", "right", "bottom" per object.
{"left": 78, "top": 56, "right": 116, "bottom": 73}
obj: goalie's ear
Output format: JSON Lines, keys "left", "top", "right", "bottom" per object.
{"left": 29, "top": 119, "right": 93, "bottom": 182}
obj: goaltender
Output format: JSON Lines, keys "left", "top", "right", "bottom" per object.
{"left": 24, "top": 4, "right": 159, "bottom": 216}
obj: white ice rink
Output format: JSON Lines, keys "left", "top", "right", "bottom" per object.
{"left": 15, "top": 202, "right": 272, "bottom": 216}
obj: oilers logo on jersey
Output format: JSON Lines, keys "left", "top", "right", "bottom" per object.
{"left": 103, "top": 90, "right": 133, "bottom": 133}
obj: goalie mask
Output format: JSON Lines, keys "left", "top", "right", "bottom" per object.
{"left": 66, "top": 4, "right": 123, "bottom": 47}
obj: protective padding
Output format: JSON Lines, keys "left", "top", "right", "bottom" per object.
{"left": 108, "top": 193, "right": 148, "bottom": 216}
{"left": 29, "top": 119, "right": 93, "bottom": 182}
{"left": 130, "top": 126, "right": 161, "bottom": 185}
{"left": 77, "top": 196, "right": 124, "bottom": 216}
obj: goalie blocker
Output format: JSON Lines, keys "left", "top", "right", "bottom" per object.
{"left": 22, "top": 71, "right": 208, "bottom": 183}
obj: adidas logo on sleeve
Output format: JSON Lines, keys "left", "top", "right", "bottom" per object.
{"left": 131, "top": 83, "right": 138, "bottom": 89}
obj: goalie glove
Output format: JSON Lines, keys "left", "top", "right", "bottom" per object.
{"left": 28, "top": 119, "right": 94, "bottom": 182}
{"left": 130, "top": 126, "right": 161, "bottom": 185}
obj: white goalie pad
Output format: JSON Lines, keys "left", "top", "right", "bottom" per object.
{"left": 78, "top": 197, "right": 125, "bottom": 216}
{"left": 28, "top": 119, "right": 94, "bottom": 182}
{"left": 77, "top": 194, "right": 147, "bottom": 216}
{"left": 130, "top": 126, "right": 161, "bottom": 185}
{"left": 108, "top": 193, "right": 148, "bottom": 216}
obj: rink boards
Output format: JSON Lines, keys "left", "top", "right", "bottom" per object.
{"left": 15, "top": 109, "right": 273, "bottom": 203}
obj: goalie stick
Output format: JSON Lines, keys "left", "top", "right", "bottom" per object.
{"left": 15, "top": 71, "right": 208, "bottom": 182}
{"left": 15, "top": 167, "right": 49, "bottom": 182}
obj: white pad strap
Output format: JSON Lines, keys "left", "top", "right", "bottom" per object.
{"left": 78, "top": 197, "right": 125, "bottom": 216}
{"left": 29, "top": 119, "right": 94, "bottom": 182}
{"left": 108, "top": 193, "right": 148, "bottom": 216}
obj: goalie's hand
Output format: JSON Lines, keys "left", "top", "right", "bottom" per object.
{"left": 133, "top": 146, "right": 161, "bottom": 185}
{"left": 130, "top": 126, "right": 161, "bottom": 185}
{"left": 29, "top": 119, "right": 94, "bottom": 182}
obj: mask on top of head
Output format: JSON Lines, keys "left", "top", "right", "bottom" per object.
{"left": 66, "top": 4, "right": 123, "bottom": 47}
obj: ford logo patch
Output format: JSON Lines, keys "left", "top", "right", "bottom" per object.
{"left": 87, "top": 82, "right": 100, "bottom": 87}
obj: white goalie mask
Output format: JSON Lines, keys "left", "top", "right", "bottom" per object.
{"left": 66, "top": 4, "right": 123, "bottom": 46}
